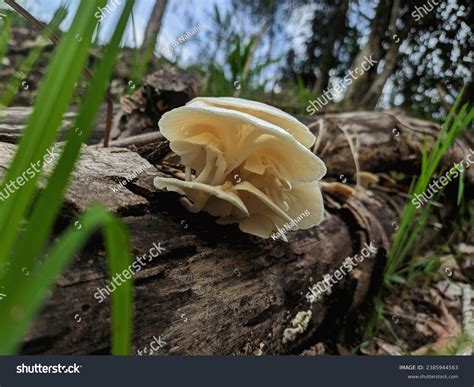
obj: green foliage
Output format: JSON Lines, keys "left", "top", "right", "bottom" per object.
{"left": 363, "top": 294, "right": 383, "bottom": 343}
{"left": 0, "top": 0, "right": 135, "bottom": 354}
{"left": 385, "top": 90, "right": 474, "bottom": 286}
{"left": 227, "top": 35, "right": 256, "bottom": 83}
{"left": 0, "top": 206, "right": 132, "bottom": 354}
{"left": 294, "top": 76, "right": 317, "bottom": 115}
{"left": 200, "top": 64, "right": 236, "bottom": 97}
{"left": 199, "top": 34, "right": 280, "bottom": 98}
{"left": 0, "top": 12, "right": 10, "bottom": 64}
{"left": 362, "top": 90, "right": 473, "bottom": 347}
{"left": 0, "top": 7, "right": 67, "bottom": 108}
{"left": 196, "top": 5, "right": 280, "bottom": 99}
{"left": 208, "top": 4, "right": 233, "bottom": 65}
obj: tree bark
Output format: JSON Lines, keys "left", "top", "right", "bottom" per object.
{"left": 343, "top": 0, "right": 394, "bottom": 109}
{"left": 311, "top": 0, "right": 350, "bottom": 95}
{"left": 140, "top": 0, "right": 168, "bottom": 56}
{"left": 0, "top": 110, "right": 471, "bottom": 355}
{"left": 359, "top": 0, "right": 401, "bottom": 108}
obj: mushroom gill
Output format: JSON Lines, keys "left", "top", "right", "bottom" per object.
{"left": 154, "top": 97, "right": 327, "bottom": 240}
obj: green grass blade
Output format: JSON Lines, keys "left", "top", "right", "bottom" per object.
{"left": 0, "top": 0, "right": 106, "bottom": 264}
{"left": 0, "top": 7, "right": 67, "bottom": 108}
{"left": 427, "top": 104, "right": 469, "bottom": 177}
{"left": 103, "top": 218, "right": 133, "bottom": 355}
{"left": 0, "top": 206, "right": 132, "bottom": 355}
{"left": 0, "top": 14, "right": 10, "bottom": 66}
{"left": 385, "top": 91, "right": 473, "bottom": 284}
{"left": 427, "top": 88, "right": 465, "bottom": 166}
{"left": 8, "top": 0, "right": 135, "bottom": 279}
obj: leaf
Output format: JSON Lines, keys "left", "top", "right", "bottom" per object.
{"left": 0, "top": 206, "right": 132, "bottom": 355}
{"left": 385, "top": 90, "right": 473, "bottom": 282}
{"left": 0, "top": 0, "right": 135, "bottom": 355}
{"left": 0, "top": 0, "right": 107, "bottom": 263}
{"left": 0, "top": 7, "right": 67, "bottom": 108}
{"left": 7, "top": 0, "right": 135, "bottom": 284}
{"left": 0, "top": 15, "right": 10, "bottom": 64}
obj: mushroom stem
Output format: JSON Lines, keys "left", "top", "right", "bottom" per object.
{"left": 185, "top": 166, "right": 192, "bottom": 181}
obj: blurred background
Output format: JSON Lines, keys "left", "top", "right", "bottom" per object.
{"left": 0, "top": 0, "right": 472, "bottom": 119}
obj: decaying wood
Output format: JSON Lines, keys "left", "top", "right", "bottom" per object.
{"left": 0, "top": 107, "right": 77, "bottom": 143}
{"left": 0, "top": 105, "right": 118, "bottom": 145}
{"left": 0, "top": 111, "right": 471, "bottom": 355}
{"left": 303, "top": 111, "right": 474, "bottom": 184}
{"left": 98, "top": 131, "right": 164, "bottom": 148}
{"left": 110, "top": 65, "right": 201, "bottom": 141}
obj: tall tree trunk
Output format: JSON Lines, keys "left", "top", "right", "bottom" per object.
{"left": 312, "top": 0, "right": 350, "bottom": 95}
{"left": 140, "top": 0, "right": 168, "bottom": 56}
{"left": 359, "top": 0, "right": 403, "bottom": 109}
{"left": 343, "top": 0, "right": 394, "bottom": 109}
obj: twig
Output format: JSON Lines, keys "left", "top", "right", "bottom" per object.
{"left": 312, "top": 118, "right": 325, "bottom": 154}
{"left": 326, "top": 118, "right": 361, "bottom": 187}
{"left": 104, "top": 100, "right": 114, "bottom": 147}
{"left": 92, "top": 131, "right": 164, "bottom": 148}
{"left": 5, "top": 0, "right": 60, "bottom": 44}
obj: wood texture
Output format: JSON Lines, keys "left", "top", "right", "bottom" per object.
{"left": 0, "top": 110, "right": 471, "bottom": 355}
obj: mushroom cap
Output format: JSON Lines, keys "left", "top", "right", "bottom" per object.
{"left": 159, "top": 103, "right": 326, "bottom": 185}
{"left": 189, "top": 97, "right": 316, "bottom": 148}
{"left": 154, "top": 97, "right": 327, "bottom": 240}
{"left": 154, "top": 177, "right": 249, "bottom": 216}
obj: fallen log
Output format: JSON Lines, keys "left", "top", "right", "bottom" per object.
{"left": 0, "top": 111, "right": 470, "bottom": 355}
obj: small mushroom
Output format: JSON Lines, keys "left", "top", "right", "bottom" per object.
{"left": 356, "top": 171, "right": 380, "bottom": 189}
{"left": 154, "top": 97, "right": 327, "bottom": 239}
{"left": 320, "top": 182, "right": 355, "bottom": 200}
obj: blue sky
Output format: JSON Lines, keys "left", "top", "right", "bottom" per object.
{"left": 1, "top": 0, "right": 402, "bottom": 102}
{"left": 0, "top": 0, "right": 318, "bottom": 63}
{"left": 1, "top": 0, "right": 233, "bottom": 62}
{"left": 0, "top": 0, "right": 318, "bottom": 89}
{"left": 0, "top": 0, "right": 469, "bottom": 111}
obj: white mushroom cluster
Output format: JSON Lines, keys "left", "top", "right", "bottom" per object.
{"left": 154, "top": 97, "right": 326, "bottom": 240}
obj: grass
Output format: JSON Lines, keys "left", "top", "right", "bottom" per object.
{"left": 385, "top": 90, "right": 474, "bottom": 285}
{"left": 0, "top": 7, "right": 67, "bottom": 109}
{"left": 0, "top": 11, "right": 11, "bottom": 68}
{"left": 128, "top": 10, "right": 156, "bottom": 94}
{"left": 361, "top": 90, "right": 473, "bottom": 348}
{"left": 0, "top": 0, "right": 135, "bottom": 354}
